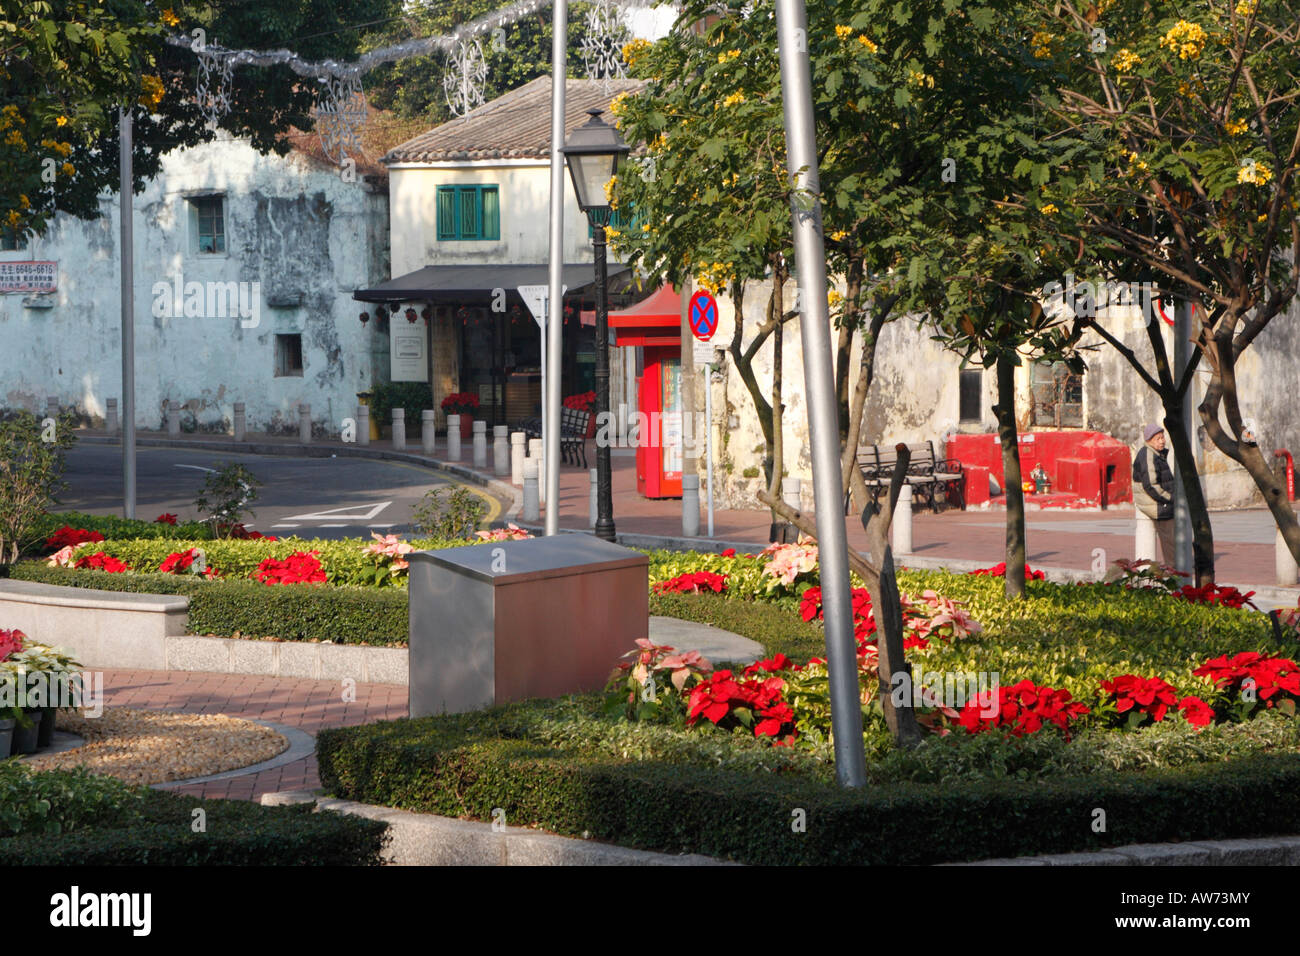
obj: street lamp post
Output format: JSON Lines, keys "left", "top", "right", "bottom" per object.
{"left": 563, "top": 109, "right": 629, "bottom": 543}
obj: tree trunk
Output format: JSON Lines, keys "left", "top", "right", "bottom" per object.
{"left": 1161, "top": 404, "right": 1214, "bottom": 585}
{"left": 994, "top": 352, "right": 1027, "bottom": 598}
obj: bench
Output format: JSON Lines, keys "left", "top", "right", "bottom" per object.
{"left": 513, "top": 407, "right": 591, "bottom": 468}
{"left": 844, "top": 440, "right": 966, "bottom": 514}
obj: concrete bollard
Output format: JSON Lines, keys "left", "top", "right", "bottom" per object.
{"left": 511, "top": 432, "right": 526, "bottom": 485}
{"left": 892, "top": 483, "right": 913, "bottom": 555}
{"left": 167, "top": 400, "right": 180, "bottom": 437}
{"left": 357, "top": 404, "right": 369, "bottom": 447}
{"left": 681, "top": 473, "right": 700, "bottom": 537}
{"left": 1135, "top": 510, "right": 1157, "bottom": 562}
{"left": 1278, "top": 513, "right": 1299, "bottom": 586}
{"left": 392, "top": 408, "right": 406, "bottom": 451}
{"left": 105, "top": 398, "right": 119, "bottom": 435}
{"left": 46, "top": 396, "right": 59, "bottom": 421}
{"left": 298, "top": 403, "right": 311, "bottom": 444}
{"left": 783, "top": 477, "right": 802, "bottom": 515}
{"left": 590, "top": 468, "right": 600, "bottom": 528}
{"left": 447, "top": 415, "right": 461, "bottom": 460}
{"left": 523, "top": 459, "right": 540, "bottom": 522}
{"left": 493, "top": 426, "right": 509, "bottom": 476}
{"left": 472, "top": 420, "right": 488, "bottom": 469}
{"left": 233, "top": 402, "right": 246, "bottom": 442}
{"left": 422, "top": 410, "right": 436, "bottom": 456}
{"left": 528, "top": 438, "right": 544, "bottom": 505}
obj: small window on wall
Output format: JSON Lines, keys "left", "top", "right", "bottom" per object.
{"left": 1031, "top": 361, "right": 1084, "bottom": 428}
{"left": 275, "top": 334, "right": 303, "bottom": 377}
{"left": 0, "top": 226, "right": 27, "bottom": 251}
{"left": 436, "top": 185, "right": 500, "bottom": 240}
{"left": 958, "top": 368, "right": 982, "bottom": 422}
{"left": 189, "top": 195, "right": 226, "bottom": 254}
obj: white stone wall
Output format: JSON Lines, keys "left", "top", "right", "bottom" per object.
{"left": 0, "top": 133, "right": 390, "bottom": 436}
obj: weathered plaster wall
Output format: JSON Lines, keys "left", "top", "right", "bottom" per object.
{"left": 0, "top": 133, "right": 389, "bottom": 436}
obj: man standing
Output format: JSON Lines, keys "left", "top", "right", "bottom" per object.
{"left": 1133, "top": 423, "right": 1176, "bottom": 564}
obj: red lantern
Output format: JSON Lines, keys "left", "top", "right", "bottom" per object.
{"left": 359, "top": 311, "right": 370, "bottom": 326}
{"left": 405, "top": 307, "right": 417, "bottom": 323}
{"left": 375, "top": 306, "right": 388, "bottom": 322}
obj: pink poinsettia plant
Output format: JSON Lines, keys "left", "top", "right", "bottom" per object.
{"left": 474, "top": 524, "right": 532, "bottom": 542}
{"left": 46, "top": 545, "right": 80, "bottom": 568}
{"left": 605, "top": 638, "right": 713, "bottom": 721}
{"left": 760, "top": 539, "right": 819, "bottom": 588}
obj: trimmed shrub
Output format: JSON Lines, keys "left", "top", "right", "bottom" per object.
{"left": 29, "top": 511, "right": 213, "bottom": 549}
{"left": 0, "top": 764, "right": 143, "bottom": 838}
{"left": 8, "top": 563, "right": 410, "bottom": 645}
{"left": 0, "top": 786, "right": 388, "bottom": 865}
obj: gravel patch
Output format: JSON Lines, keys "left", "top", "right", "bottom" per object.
{"left": 22, "top": 709, "right": 288, "bottom": 785}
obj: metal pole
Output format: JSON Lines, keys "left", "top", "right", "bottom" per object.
{"left": 705, "top": 363, "right": 714, "bottom": 537}
{"left": 1173, "top": 298, "right": 1194, "bottom": 573}
{"left": 775, "top": 0, "right": 865, "bottom": 787}
{"left": 543, "top": 1, "right": 567, "bottom": 535}
{"left": 119, "top": 107, "right": 136, "bottom": 520}
{"left": 593, "top": 223, "right": 616, "bottom": 541}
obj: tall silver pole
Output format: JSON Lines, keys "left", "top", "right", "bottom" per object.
{"left": 775, "top": 0, "right": 865, "bottom": 787}
{"left": 543, "top": 1, "right": 567, "bottom": 535}
{"left": 1173, "top": 298, "right": 1194, "bottom": 572}
{"left": 119, "top": 107, "right": 136, "bottom": 520}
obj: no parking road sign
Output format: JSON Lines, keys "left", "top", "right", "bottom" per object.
{"left": 689, "top": 290, "right": 718, "bottom": 342}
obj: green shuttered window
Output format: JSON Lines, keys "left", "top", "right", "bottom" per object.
{"left": 436, "top": 185, "right": 500, "bottom": 240}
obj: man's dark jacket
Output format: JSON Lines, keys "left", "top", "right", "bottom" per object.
{"left": 1133, "top": 444, "right": 1175, "bottom": 520}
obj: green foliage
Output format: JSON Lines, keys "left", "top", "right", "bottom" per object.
{"left": 648, "top": 590, "right": 827, "bottom": 663}
{"left": 193, "top": 462, "right": 261, "bottom": 538}
{"left": 0, "top": 410, "right": 78, "bottom": 564}
{"left": 368, "top": 381, "right": 434, "bottom": 434}
{"left": 0, "top": 764, "right": 143, "bottom": 839}
{"left": 317, "top": 696, "right": 1300, "bottom": 865}
{"left": 9, "top": 562, "right": 412, "bottom": 645}
{"left": 411, "top": 486, "right": 487, "bottom": 539}
{"left": 0, "top": 787, "right": 388, "bottom": 865}
{"left": 28, "top": 511, "right": 213, "bottom": 551}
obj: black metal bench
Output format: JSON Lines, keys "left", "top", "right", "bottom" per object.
{"left": 513, "top": 408, "right": 590, "bottom": 468}
{"left": 845, "top": 440, "right": 965, "bottom": 514}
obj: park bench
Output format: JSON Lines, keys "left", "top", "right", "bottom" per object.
{"left": 514, "top": 407, "right": 591, "bottom": 468}
{"left": 845, "top": 440, "right": 966, "bottom": 514}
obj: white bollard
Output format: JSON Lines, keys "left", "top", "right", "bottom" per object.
{"left": 356, "top": 404, "right": 369, "bottom": 447}
{"left": 511, "top": 432, "right": 526, "bottom": 485}
{"left": 233, "top": 402, "right": 246, "bottom": 442}
{"left": 298, "top": 403, "right": 311, "bottom": 444}
{"left": 167, "top": 400, "right": 180, "bottom": 437}
{"left": 1135, "top": 510, "right": 1157, "bottom": 562}
{"left": 392, "top": 408, "right": 406, "bottom": 451}
{"left": 105, "top": 398, "right": 119, "bottom": 435}
{"left": 523, "top": 459, "right": 540, "bottom": 522}
{"left": 892, "top": 484, "right": 913, "bottom": 555}
{"left": 1278, "top": 516, "right": 1299, "bottom": 586}
{"left": 447, "top": 415, "right": 461, "bottom": 460}
{"left": 681, "top": 473, "right": 700, "bottom": 537}
{"left": 528, "top": 438, "right": 545, "bottom": 505}
{"left": 422, "top": 410, "right": 436, "bottom": 455}
{"left": 493, "top": 426, "right": 509, "bottom": 476}
{"left": 472, "top": 420, "right": 488, "bottom": 469}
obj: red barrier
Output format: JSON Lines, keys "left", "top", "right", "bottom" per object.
{"left": 946, "top": 431, "right": 1132, "bottom": 507}
{"left": 1275, "top": 449, "right": 1295, "bottom": 501}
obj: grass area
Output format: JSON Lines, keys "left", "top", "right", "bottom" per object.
{"left": 650, "top": 590, "right": 827, "bottom": 661}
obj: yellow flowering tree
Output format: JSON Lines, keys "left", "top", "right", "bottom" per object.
{"left": 1037, "top": 0, "right": 1300, "bottom": 576}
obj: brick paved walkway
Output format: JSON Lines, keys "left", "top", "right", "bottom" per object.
{"left": 100, "top": 669, "right": 407, "bottom": 801}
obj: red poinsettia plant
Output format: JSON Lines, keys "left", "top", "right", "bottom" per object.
{"left": 968, "top": 562, "right": 1046, "bottom": 581}
{"left": 44, "top": 526, "right": 105, "bottom": 552}
{"left": 955, "top": 679, "right": 1090, "bottom": 738}
{"left": 440, "top": 393, "right": 480, "bottom": 415}
{"left": 0, "top": 628, "right": 26, "bottom": 662}
{"left": 154, "top": 513, "right": 178, "bottom": 525}
{"left": 687, "top": 668, "right": 797, "bottom": 743}
{"left": 252, "top": 551, "right": 327, "bottom": 586}
{"left": 1175, "top": 583, "right": 1256, "bottom": 610}
{"left": 74, "top": 552, "right": 131, "bottom": 573}
{"left": 218, "top": 523, "right": 276, "bottom": 541}
{"left": 1097, "top": 673, "right": 1182, "bottom": 728}
{"left": 563, "top": 391, "right": 597, "bottom": 413}
{"left": 652, "top": 571, "right": 728, "bottom": 595}
{"left": 158, "top": 548, "right": 220, "bottom": 579}
{"left": 1193, "top": 652, "right": 1300, "bottom": 717}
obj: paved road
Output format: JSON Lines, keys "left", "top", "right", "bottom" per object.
{"left": 59, "top": 445, "right": 506, "bottom": 540}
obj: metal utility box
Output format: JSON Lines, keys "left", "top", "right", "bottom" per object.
{"left": 408, "top": 535, "right": 649, "bottom": 717}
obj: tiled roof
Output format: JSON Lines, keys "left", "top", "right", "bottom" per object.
{"left": 383, "top": 76, "right": 644, "bottom": 164}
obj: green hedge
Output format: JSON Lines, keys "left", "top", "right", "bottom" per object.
{"left": 9, "top": 562, "right": 410, "bottom": 645}
{"left": 317, "top": 703, "right": 1300, "bottom": 866}
{"left": 649, "top": 591, "right": 827, "bottom": 662}
{"left": 29, "top": 511, "right": 213, "bottom": 549}
{"left": 0, "top": 787, "right": 388, "bottom": 865}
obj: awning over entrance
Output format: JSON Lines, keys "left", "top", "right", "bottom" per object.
{"left": 353, "top": 263, "right": 630, "bottom": 304}
{"left": 604, "top": 284, "right": 682, "bottom": 347}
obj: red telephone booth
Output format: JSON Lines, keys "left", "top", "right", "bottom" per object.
{"left": 607, "top": 286, "right": 683, "bottom": 499}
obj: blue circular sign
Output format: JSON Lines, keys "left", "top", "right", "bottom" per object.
{"left": 689, "top": 290, "right": 719, "bottom": 342}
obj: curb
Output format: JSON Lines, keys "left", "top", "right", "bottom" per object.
{"left": 78, "top": 434, "right": 522, "bottom": 520}
{"left": 152, "top": 719, "right": 315, "bottom": 790}
{"left": 946, "top": 834, "right": 1300, "bottom": 866}
{"left": 260, "top": 790, "right": 738, "bottom": 866}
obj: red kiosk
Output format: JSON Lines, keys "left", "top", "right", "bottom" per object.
{"left": 606, "top": 285, "right": 683, "bottom": 499}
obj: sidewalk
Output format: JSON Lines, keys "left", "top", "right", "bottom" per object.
{"left": 79, "top": 427, "right": 1298, "bottom": 604}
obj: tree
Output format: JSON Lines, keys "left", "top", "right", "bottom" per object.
{"left": 1033, "top": 0, "right": 1300, "bottom": 578}
{"left": 0, "top": 410, "right": 78, "bottom": 565}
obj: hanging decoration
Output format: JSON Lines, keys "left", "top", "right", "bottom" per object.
{"left": 580, "top": 0, "right": 631, "bottom": 89}
{"left": 196, "top": 51, "right": 234, "bottom": 126}
{"left": 315, "top": 71, "right": 367, "bottom": 165}
{"left": 443, "top": 37, "right": 488, "bottom": 117}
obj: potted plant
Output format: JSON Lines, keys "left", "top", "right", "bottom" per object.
{"left": 440, "top": 393, "right": 481, "bottom": 439}
{"left": 564, "top": 391, "right": 599, "bottom": 438}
